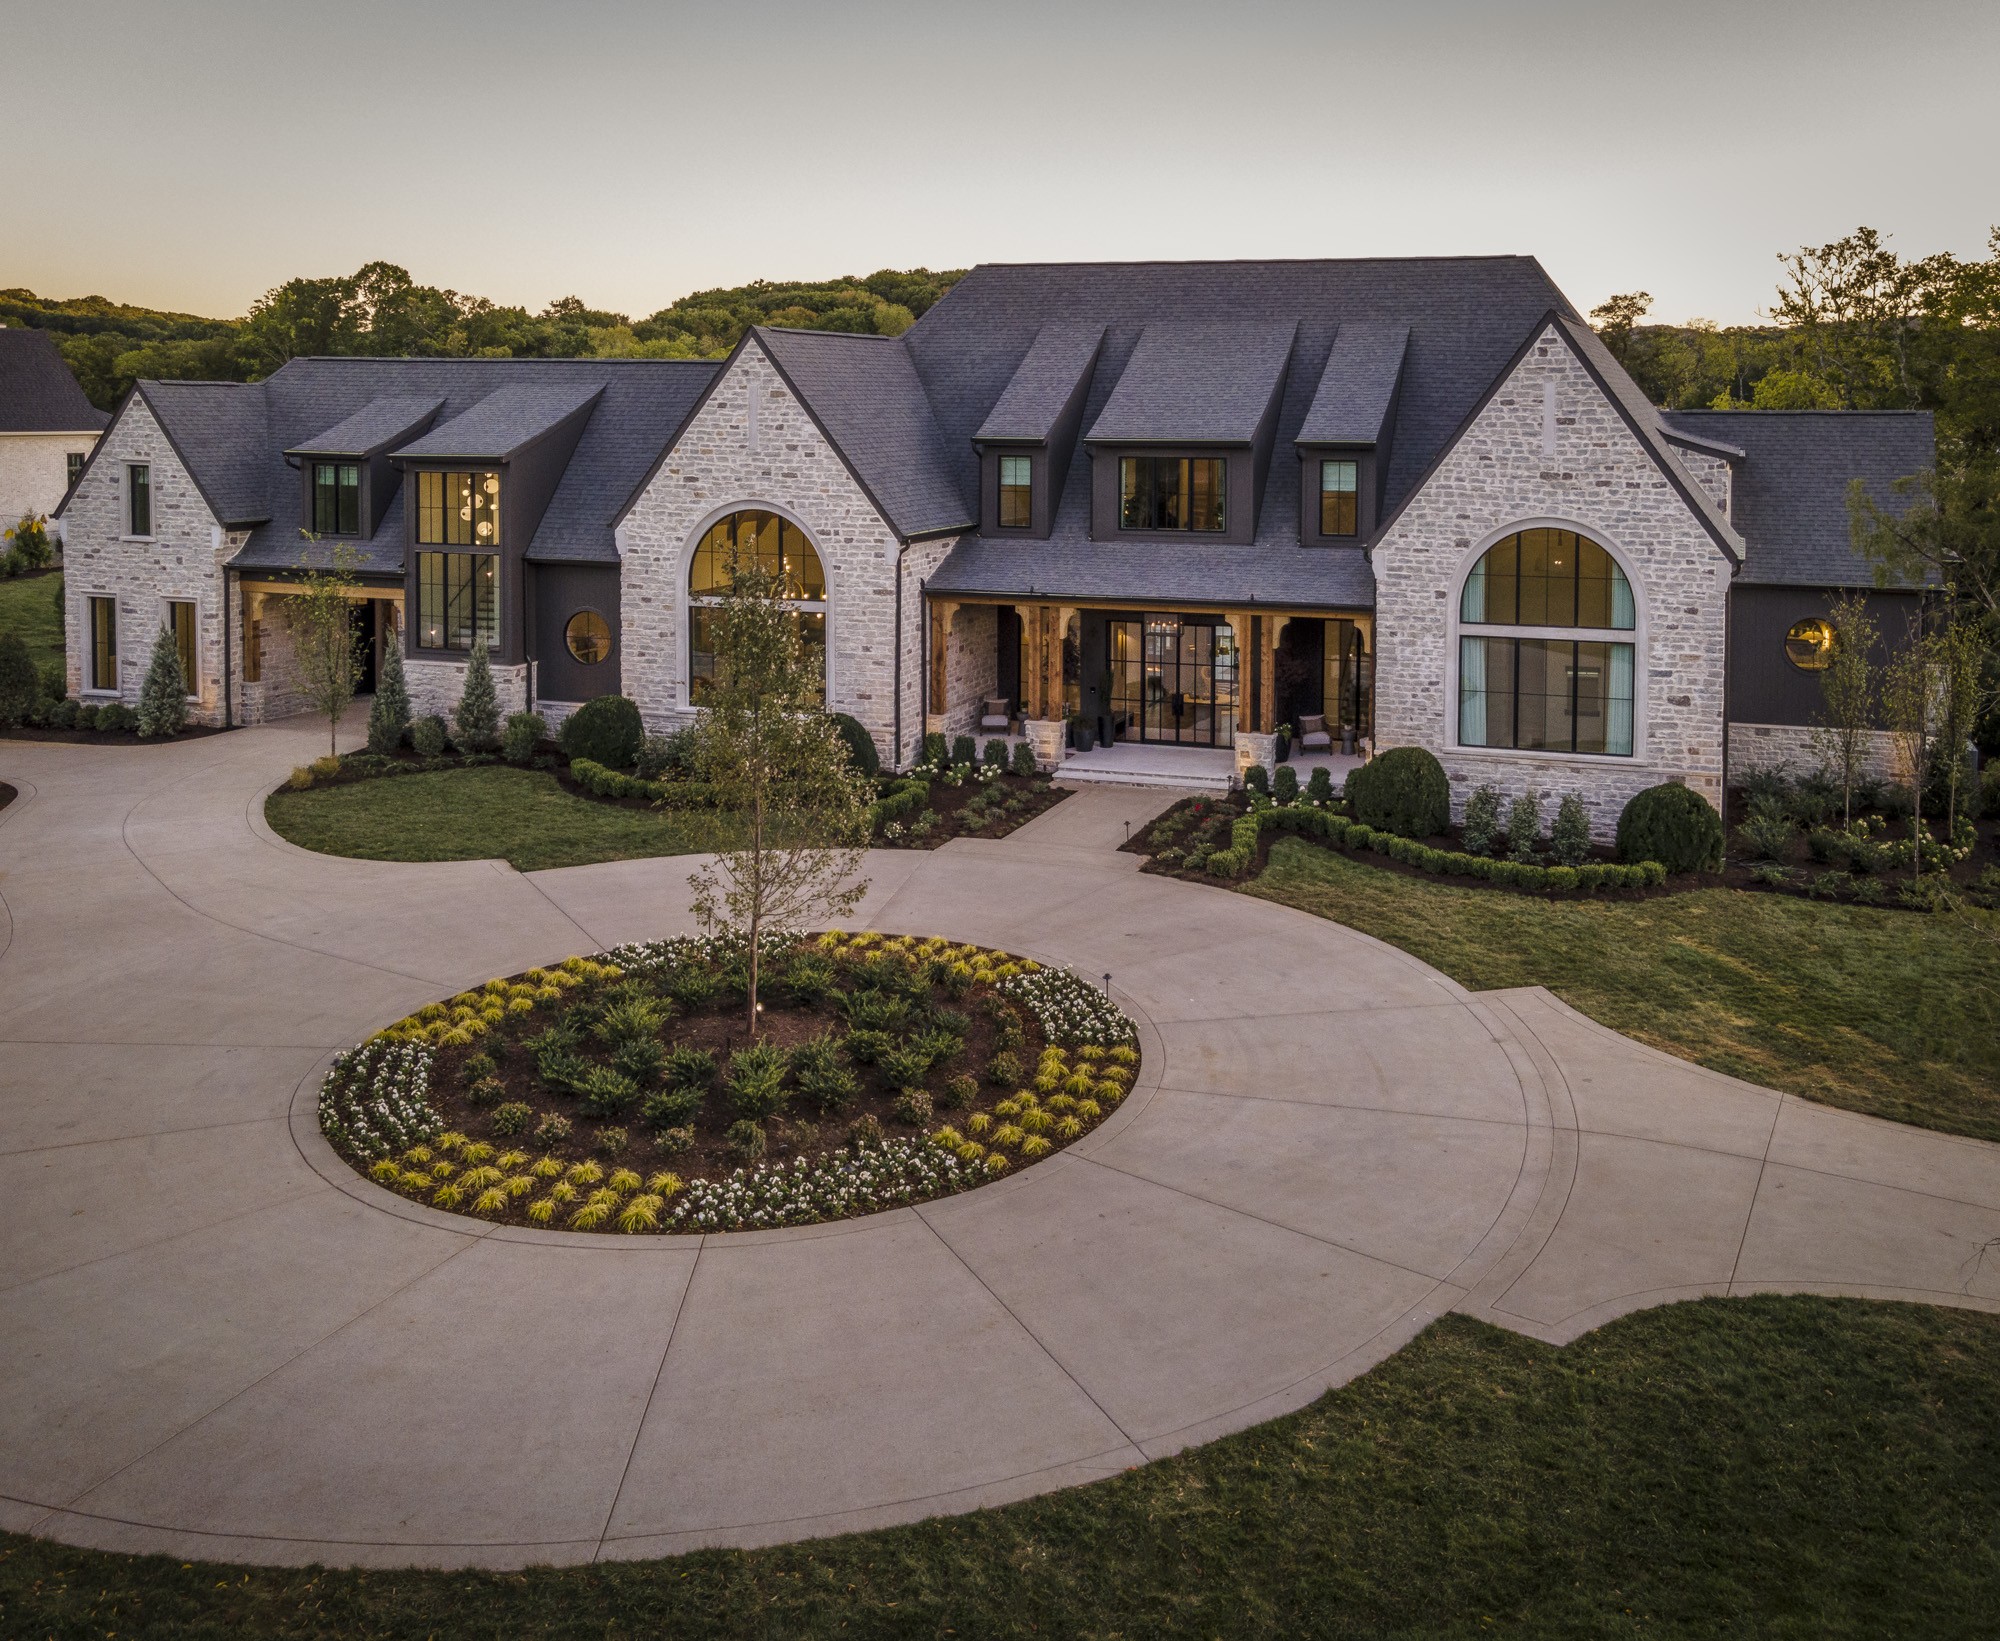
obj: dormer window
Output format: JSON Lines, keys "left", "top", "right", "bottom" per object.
{"left": 1119, "top": 456, "right": 1225, "bottom": 533}
{"left": 998, "top": 455, "right": 1032, "bottom": 528}
{"left": 416, "top": 470, "right": 501, "bottom": 547}
{"left": 1320, "top": 460, "right": 1358, "bottom": 537}
{"left": 312, "top": 461, "right": 360, "bottom": 536}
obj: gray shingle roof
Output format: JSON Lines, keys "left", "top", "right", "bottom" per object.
{"left": 1661, "top": 408, "right": 1936, "bottom": 587}
{"left": 973, "top": 324, "right": 1104, "bottom": 442}
{"left": 391, "top": 381, "right": 604, "bottom": 460}
{"left": 753, "top": 327, "right": 974, "bottom": 538}
{"left": 286, "top": 395, "right": 443, "bottom": 457}
{"left": 216, "top": 358, "right": 716, "bottom": 574}
{"left": 1295, "top": 323, "right": 1408, "bottom": 445}
{"left": 0, "top": 328, "right": 107, "bottom": 433}
{"left": 140, "top": 381, "right": 273, "bottom": 526}
{"left": 1085, "top": 321, "right": 1297, "bottom": 444}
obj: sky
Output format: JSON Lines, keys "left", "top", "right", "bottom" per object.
{"left": 3, "top": 0, "right": 1994, "bottom": 327}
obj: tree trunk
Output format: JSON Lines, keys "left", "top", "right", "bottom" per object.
{"left": 747, "top": 784, "right": 763, "bottom": 1038}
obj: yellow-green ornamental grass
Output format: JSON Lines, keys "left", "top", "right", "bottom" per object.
{"left": 374, "top": 957, "right": 620, "bottom": 1049}
{"left": 917, "top": 1039, "right": 1127, "bottom": 1177}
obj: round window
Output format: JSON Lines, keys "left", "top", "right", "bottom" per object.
{"left": 1784, "top": 617, "right": 1836, "bottom": 671}
{"left": 565, "top": 610, "right": 611, "bottom": 665}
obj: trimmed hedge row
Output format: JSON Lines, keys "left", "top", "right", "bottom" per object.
{"left": 868, "top": 776, "right": 931, "bottom": 831}
{"left": 567, "top": 758, "right": 716, "bottom": 809}
{"left": 1203, "top": 803, "right": 1666, "bottom": 893}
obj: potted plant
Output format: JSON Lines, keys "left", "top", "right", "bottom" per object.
{"left": 1274, "top": 724, "right": 1292, "bottom": 763}
{"left": 1070, "top": 712, "right": 1096, "bottom": 752}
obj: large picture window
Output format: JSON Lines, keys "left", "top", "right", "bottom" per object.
{"left": 89, "top": 596, "right": 117, "bottom": 690}
{"left": 312, "top": 461, "right": 361, "bottom": 536}
{"left": 687, "top": 509, "right": 826, "bottom": 703}
{"left": 1458, "top": 528, "right": 1636, "bottom": 757}
{"left": 416, "top": 471, "right": 500, "bottom": 547}
{"left": 998, "top": 455, "right": 1032, "bottom": 528}
{"left": 416, "top": 552, "right": 497, "bottom": 652}
{"left": 1119, "top": 457, "right": 1225, "bottom": 532}
{"left": 1320, "top": 460, "right": 1358, "bottom": 536}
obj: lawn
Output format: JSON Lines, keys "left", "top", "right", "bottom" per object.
{"left": 2, "top": 1297, "right": 1996, "bottom": 1637}
{"left": 265, "top": 765, "right": 716, "bottom": 873}
{"left": 0, "top": 568, "right": 63, "bottom": 673}
{"left": 1249, "top": 838, "right": 2000, "bottom": 1141}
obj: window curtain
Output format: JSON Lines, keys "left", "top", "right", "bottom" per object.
{"left": 1459, "top": 636, "right": 1487, "bottom": 745}
{"left": 1607, "top": 642, "right": 1635, "bottom": 755}
{"left": 1461, "top": 559, "right": 1487, "bottom": 623}
{"left": 1611, "top": 564, "right": 1636, "bottom": 630}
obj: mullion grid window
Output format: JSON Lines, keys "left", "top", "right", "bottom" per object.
{"left": 1459, "top": 636, "right": 1632, "bottom": 756}
{"left": 312, "top": 462, "right": 361, "bottom": 535}
{"left": 1118, "top": 457, "right": 1225, "bottom": 532}
{"left": 416, "top": 552, "right": 496, "bottom": 652}
{"left": 168, "top": 601, "right": 197, "bottom": 692}
{"left": 998, "top": 455, "right": 1032, "bottom": 528}
{"left": 416, "top": 470, "right": 499, "bottom": 548}
{"left": 1320, "top": 460, "right": 1357, "bottom": 536}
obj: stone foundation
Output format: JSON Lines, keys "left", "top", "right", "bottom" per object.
{"left": 1727, "top": 722, "right": 1905, "bottom": 784}
{"left": 404, "top": 656, "right": 530, "bottom": 724}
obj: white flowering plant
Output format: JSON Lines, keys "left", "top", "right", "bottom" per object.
{"left": 667, "top": 1138, "right": 983, "bottom": 1232}
{"left": 998, "top": 965, "right": 1138, "bottom": 1048}
{"left": 319, "top": 1040, "right": 440, "bottom": 1159}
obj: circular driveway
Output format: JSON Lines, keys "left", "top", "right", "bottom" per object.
{"left": 3, "top": 717, "right": 1998, "bottom": 1569}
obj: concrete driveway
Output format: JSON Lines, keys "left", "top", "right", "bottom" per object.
{"left": 2, "top": 717, "right": 1997, "bottom": 1569}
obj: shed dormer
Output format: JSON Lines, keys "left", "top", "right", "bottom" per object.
{"left": 1083, "top": 321, "right": 1294, "bottom": 546}
{"left": 971, "top": 324, "right": 1103, "bottom": 538}
{"left": 1295, "top": 322, "right": 1407, "bottom": 546}
{"left": 286, "top": 395, "right": 443, "bottom": 540}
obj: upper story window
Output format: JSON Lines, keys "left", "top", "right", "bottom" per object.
{"left": 1119, "top": 456, "right": 1225, "bottom": 533}
{"left": 67, "top": 452, "right": 86, "bottom": 491}
{"left": 312, "top": 461, "right": 361, "bottom": 536}
{"left": 126, "top": 464, "right": 151, "bottom": 536}
{"left": 998, "top": 455, "right": 1032, "bottom": 529}
{"left": 416, "top": 470, "right": 500, "bottom": 547}
{"left": 1320, "top": 460, "right": 1358, "bottom": 537}
{"left": 1461, "top": 528, "right": 1634, "bottom": 630}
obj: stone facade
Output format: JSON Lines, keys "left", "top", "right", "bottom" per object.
{"left": 0, "top": 430, "right": 99, "bottom": 529}
{"left": 617, "top": 340, "right": 950, "bottom": 770}
{"left": 1372, "top": 325, "right": 1733, "bottom": 839}
{"left": 1727, "top": 721, "right": 1905, "bottom": 783}
{"left": 932, "top": 601, "right": 1000, "bottom": 742}
{"left": 1671, "top": 443, "right": 1732, "bottom": 520}
{"left": 60, "top": 399, "right": 234, "bottom": 725}
{"left": 405, "top": 655, "right": 530, "bottom": 726}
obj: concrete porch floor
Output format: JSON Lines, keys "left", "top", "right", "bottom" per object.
{"left": 1056, "top": 741, "right": 1364, "bottom": 792}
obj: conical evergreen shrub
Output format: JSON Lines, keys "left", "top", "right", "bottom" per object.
{"left": 136, "top": 623, "right": 188, "bottom": 738}
{"left": 368, "top": 633, "right": 411, "bottom": 753}
{"left": 453, "top": 638, "right": 501, "bottom": 751}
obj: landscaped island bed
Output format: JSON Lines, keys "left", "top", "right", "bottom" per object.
{"left": 319, "top": 931, "right": 1138, "bottom": 1233}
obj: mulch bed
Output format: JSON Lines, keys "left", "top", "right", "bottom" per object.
{"left": 876, "top": 772, "right": 1068, "bottom": 847}
{"left": 1, "top": 723, "right": 230, "bottom": 744}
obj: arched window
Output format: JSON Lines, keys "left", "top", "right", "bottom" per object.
{"left": 1457, "top": 528, "right": 1636, "bottom": 757}
{"left": 687, "top": 509, "right": 827, "bottom": 702}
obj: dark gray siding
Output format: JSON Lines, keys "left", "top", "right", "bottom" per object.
{"left": 531, "top": 563, "right": 623, "bottom": 702}
{"left": 1727, "top": 583, "right": 1922, "bottom": 727}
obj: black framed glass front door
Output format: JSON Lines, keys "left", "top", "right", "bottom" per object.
{"left": 1109, "top": 616, "right": 1237, "bottom": 746}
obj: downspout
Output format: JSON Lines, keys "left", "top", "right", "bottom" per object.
{"left": 223, "top": 566, "right": 234, "bottom": 729}
{"left": 917, "top": 570, "right": 929, "bottom": 771}
{"left": 892, "top": 547, "right": 903, "bottom": 770}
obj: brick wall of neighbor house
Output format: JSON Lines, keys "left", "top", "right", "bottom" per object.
{"left": 0, "top": 431, "right": 99, "bottom": 527}
{"left": 1373, "top": 325, "right": 1732, "bottom": 840}
{"left": 59, "top": 399, "right": 233, "bottom": 724}
{"left": 619, "top": 340, "right": 947, "bottom": 769}
{"left": 1727, "top": 722, "right": 1906, "bottom": 782}
{"left": 405, "top": 656, "right": 530, "bottom": 726}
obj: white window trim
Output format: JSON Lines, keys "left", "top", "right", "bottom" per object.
{"left": 80, "top": 591, "right": 121, "bottom": 695}
{"left": 159, "top": 596, "right": 202, "bottom": 700}
{"left": 676, "top": 499, "right": 836, "bottom": 710}
{"left": 1443, "top": 517, "right": 1649, "bottom": 764}
{"left": 121, "top": 462, "right": 155, "bottom": 542}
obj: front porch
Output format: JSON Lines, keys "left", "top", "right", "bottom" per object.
{"left": 1054, "top": 741, "right": 1365, "bottom": 792}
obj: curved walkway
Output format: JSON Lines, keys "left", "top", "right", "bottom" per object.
{"left": 2, "top": 718, "right": 1998, "bottom": 1570}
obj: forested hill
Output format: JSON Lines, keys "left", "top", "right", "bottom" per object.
{"left": 0, "top": 265, "right": 965, "bottom": 409}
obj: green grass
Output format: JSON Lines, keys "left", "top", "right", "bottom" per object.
{"left": 1249, "top": 838, "right": 2000, "bottom": 1140}
{"left": 0, "top": 568, "right": 63, "bottom": 673}
{"left": 2, "top": 1298, "right": 1996, "bottom": 1637}
{"left": 265, "top": 765, "right": 715, "bottom": 873}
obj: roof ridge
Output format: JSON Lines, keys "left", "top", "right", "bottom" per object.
{"left": 961, "top": 254, "right": 1544, "bottom": 270}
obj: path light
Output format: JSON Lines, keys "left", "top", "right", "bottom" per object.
{"left": 1102, "top": 973, "right": 1112, "bottom": 995}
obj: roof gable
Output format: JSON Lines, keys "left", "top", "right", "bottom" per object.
{"left": 140, "top": 381, "right": 273, "bottom": 526}
{"left": 0, "top": 328, "right": 107, "bottom": 433}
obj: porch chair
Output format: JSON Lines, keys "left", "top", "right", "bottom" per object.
{"left": 1297, "top": 713, "right": 1334, "bottom": 753}
{"left": 978, "top": 696, "right": 1012, "bottom": 733}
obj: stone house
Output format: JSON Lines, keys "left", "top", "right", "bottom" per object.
{"left": 54, "top": 258, "right": 1928, "bottom": 833}
{"left": 0, "top": 328, "right": 105, "bottom": 535}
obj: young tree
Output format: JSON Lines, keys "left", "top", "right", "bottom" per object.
{"left": 452, "top": 637, "right": 501, "bottom": 751}
{"left": 1879, "top": 623, "right": 1942, "bottom": 880}
{"left": 1937, "top": 606, "right": 1986, "bottom": 838}
{"left": 1811, "top": 592, "right": 1879, "bottom": 827}
{"left": 286, "top": 539, "right": 363, "bottom": 757}
{"left": 136, "top": 622, "right": 188, "bottom": 738}
{"left": 686, "top": 548, "right": 873, "bottom": 1037}
{"left": 368, "top": 621, "right": 411, "bottom": 753}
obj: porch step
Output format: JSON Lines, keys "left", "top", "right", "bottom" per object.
{"left": 1056, "top": 762, "right": 1235, "bottom": 792}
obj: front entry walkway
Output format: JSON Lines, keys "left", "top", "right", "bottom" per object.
{"left": 2, "top": 717, "right": 1997, "bottom": 1570}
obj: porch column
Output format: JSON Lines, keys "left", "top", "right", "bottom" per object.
{"left": 1025, "top": 602, "right": 1068, "bottom": 770}
{"left": 927, "top": 597, "right": 955, "bottom": 729}
{"left": 1261, "top": 614, "right": 1282, "bottom": 734}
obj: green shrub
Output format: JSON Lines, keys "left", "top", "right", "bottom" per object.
{"left": 1272, "top": 764, "right": 1300, "bottom": 805}
{"left": 532, "top": 1112, "right": 571, "bottom": 1149}
{"left": 1242, "top": 764, "right": 1269, "bottom": 795}
{"left": 987, "top": 1049, "right": 1022, "bottom": 1086}
{"left": 726, "top": 1118, "right": 768, "bottom": 1159}
{"left": 1550, "top": 794, "right": 1591, "bottom": 867}
{"left": 612, "top": 1037, "right": 665, "bottom": 1088}
{"left": 368, "top": 638, "right": 410, "bottom": 752}
{"left": 844, "top": 1026, "right": 892, "bottom": 1065}
{"left": 1346, "top": 746, "right": 1449, "bottom": 839}
{"left": 880, "top": 1041, "right": 937, "bottom": 1088}
{"left": 653, "top": 1124, "right": 694, "bottom": 1154}
{"left": 640, "top": 1086, "right": 704, "bottom": 1130}
{"left": 814, "top": 711, "right": 877, "bottom": 777}
{"left": 725, "top": 1040, "right": 790, "bottom": 1121}
{"left": 1505, "top": 791, "right": 1542, "bottom": 863}
{"left": 135, "top": 623, "right": 188, "bottom": 737}
{"left": 661, "top": 1045, "right": 717, "bottom": 1092}
{"left": 452, "top": 639, "right": 502, "bottom": 751}
{"left": 893, "top": 1086, "right": 934, "bottom": 1125}
{"left": 559, "top": 694, "right": 644, "bottom": 769}
{"left": 95, "top": 701, "right": 136, "bottom": 732}
{"left": 46, "top": 696, "right": 77, "bottom": 729}
{"left": 635, "top": 727, "right": 696, "bottom": 779}
{"left": 940, "top": 1072, "right": 979, "bottom": 1110}
{"left": 578, "top": 1066, "right": 639, "bottom": 1117}
{"left": 780, "top": 953, "right": 839, "bottom": 1007}
{"left": 791, "top": 1032, "right": 860, "bottom": 1113}
{"left": 466, "top": 1075, "right": 507, "bottom": 1108}
{"left": 0, "top": 631, "right": 38, "bottom": 729}
{"left": 1616, "top": 782, "right": 1723, "bottom": 873}
{"left": 490, "top": 1101, "right": 532, "bottom": 1136}
{"left": 411, "top": 714, "right": 448, "bottom": 757}
{"left": 596, "top": 1126, "right": 629, "bottom": 1156}
{"left": 3, "top": 512, "right": 53, "bottom": 569}
{"left": 1459, "top": 785, "right": 1501, "bottom": 855}
{"left": 848, "top": 1113, "right": 884, "bottom": 1148}
{"left": 1735, "top": 794, "right": 1796, "bottom": 862}
{"left": 951, "top": 733, "right": 976, "bottom": 768}
{"left": 502, "top": 711, "right": 545, "bottom": 764}
{"left": 1304, "top": 765, "right": 1334, "bottom": 806}
{"left": 982, "top": 738, "right": 1008, "bottom": 768}
{"left": 922, "top": 730, "right": 948, "bottom": 767}
{"left": 1011, "top": 740, "right": 1037, "bottom": 777}
{"left": 1546, "top": 865, "right": 1579, "bottom": 892}
{"left": 72, "top": 702, "right": 97, "bottom": 731}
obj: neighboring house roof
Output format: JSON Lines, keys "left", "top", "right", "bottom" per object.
{"left": 286, "top": 395, "right": 443, "bottom": 457}
{"left": 1295, "top": 323, "right": 1408, "bottom": 445}
{"left": 141, "top": 381, "right": 275, "bottom": 527}
{"left": 1084, "top": 321, "right": 1297, "bottom": 444}
{"left": 392, "top": 382, "right": 604, "bottom": 461}
{"left": 973, "top": 324, "right": 1104, "bottom": 443}
{"left": 752, "top": 327, "right": 975, "bottom": 539}
{"left": 0, "top": 328, "right": 108, "bottom": 433}
{"left": 1662, "top": 408, "right": 1936, "bottom": 588}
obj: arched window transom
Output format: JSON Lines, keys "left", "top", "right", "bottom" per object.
{"left": 688, "top": 509, "right": 827, "bottom": 703}
{"left": 1458, "top": 527, "right": 1636, "bottom": 758}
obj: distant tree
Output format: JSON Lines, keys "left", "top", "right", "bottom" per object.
{"left": 286, "top": 539, "right": 363, "bottom": 757}
{"left": 1589, "top": 291, "right": 1651, "bottom": 366}
{"left": 685, "top": 546, "right": 873, "bottom": 1037}
{"left": 136, "top": 622, "right": 188, "bottom": 737}
{"left": 1849, "top": 463, "right": 2000, "bottom": 634}
{"left": 1811, "top": 592, "right": 1879, "bottom": 827}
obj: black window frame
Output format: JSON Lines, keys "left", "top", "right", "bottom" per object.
{"left": 89, "top": 595, "right": 118, "bottom": 690}
{"left": 67, "top": 451, "right": 86, "bottom": 491}
{"left": 1457, "top": 635, "right": 1635, "bottom": 757}
{"left": 166, "top": 599, "right": 197, "bottom": 694}
{"left": 1319, "top": 459, "right": 1358, "bottom": 537}
{"left": 415, "top": 550, "right": 499, "bottom": 653}
{"left": 311, "top": 460, "right": 362, "bottom": 537}
{"left": 1117, "top": 456, "right": 1227, "bottom": 533}
{"left": 126, "top": 463, "right": 151, "bottom": 536}
{"left": 564, "top": 609, "right": 612, "bottom": 666}
{"left": 997, "top": 454, "right": 1033, "bottom": 529}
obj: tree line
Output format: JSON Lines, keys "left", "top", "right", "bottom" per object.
{"left": 0, "top": 264, "right": 965, "bottom": 410}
